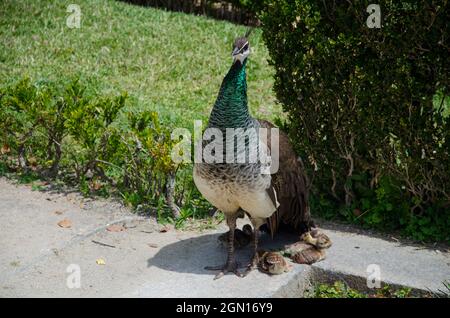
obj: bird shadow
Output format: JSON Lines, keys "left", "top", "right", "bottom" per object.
{"left": 146, "top": 230, "right": 299, "bottom": 275}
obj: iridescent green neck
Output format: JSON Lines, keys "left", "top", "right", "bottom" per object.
{"left": 208, "top": 60, "right": 253, "bottom": 129}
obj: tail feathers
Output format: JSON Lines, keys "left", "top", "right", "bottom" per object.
{"left": 267, "top": 181, "right": 312, "bottom": 237}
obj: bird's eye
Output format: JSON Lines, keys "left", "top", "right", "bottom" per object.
{"left": 243, "top": 44, "right": 249, "bottom": 51}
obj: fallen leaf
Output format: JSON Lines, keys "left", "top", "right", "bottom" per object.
{"left": 57, "top": 218, "right": 72, "bottom": 228}
{"left": 28, "top": 156, "right": 38, "bottom": 167}
{"left": 148, "top": 243, "right": 159, "bottom": 248}
{"left": 1, "top": 144, "right": 11, "bottom": 155}
{"left": 96, "top": 258, "right": 106, "bottom": 265}
{"left": 91, "top": 180, "right": 102, "bottom": 191}
{"left": 54, "top": 210, "right": 63, "bottom": 215}
{"left": 106, "top": 224, "right": 125, "bottom": 232}
{"left": 159, "top": 225, "right": 173, "bottom": 233}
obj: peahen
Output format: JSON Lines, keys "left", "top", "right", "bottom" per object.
{"left": 193, "top": 31, "right": 314, "bottom": 279}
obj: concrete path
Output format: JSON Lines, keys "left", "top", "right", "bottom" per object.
{"left": 0, "top": 177, "right": 449, "bottom": 297}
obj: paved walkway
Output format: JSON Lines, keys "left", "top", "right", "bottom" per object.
{"left": 0, "top": 178, "right": 448, "bottom": 297}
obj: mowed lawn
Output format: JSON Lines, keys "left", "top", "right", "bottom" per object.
{"left": 0, "top": 0, "right": 281, "bottom": 126}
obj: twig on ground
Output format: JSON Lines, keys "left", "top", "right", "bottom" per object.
{"left": 91, "top": 240, "right": 116, "bottom": 248}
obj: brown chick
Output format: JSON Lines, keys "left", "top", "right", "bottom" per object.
{"left": 288, "top": 244, "right": 326, "bottom": 265}
{"left": 301, "top": 230, "right": 332, "bottom": 249}
{"left": 284, "top": 229, "right": 332, "bottom": 265}
{"left": 257, "top": 250, "right": 291, "bottom": 275}
{"left": 218, "top": 224, "right": 253, "bottom": 249}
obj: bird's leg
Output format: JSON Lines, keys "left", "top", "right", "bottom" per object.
{"left": 243, "top": 226, "right": 260, "bottom": 276}
{"left": 205, "top": 213, "right": 242, "bottom": 279}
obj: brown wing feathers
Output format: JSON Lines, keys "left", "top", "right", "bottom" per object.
{"left": 258, "top": 119, "right": 313, "bottom": 237}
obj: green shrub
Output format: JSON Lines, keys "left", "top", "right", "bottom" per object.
{"left": 0, "top": 78, "right": 91, "bottom": 177}
{"left": 35, "top": 80, "right": 89, "bottom": 177}
{"left": 261, "top": 1, "right": 450, "bottom": 242}
{"left": 0, "top": 78, "right": 208, "bottom": 221}
{"left": 311, "top": 281, "right": 366, "bottom": 298}
{"left": 64, "top": 86, "right": 127, "bottom": 182}
{"left": 112, "top": 110, "right": 184, "bottom": 217}
{"left": 310, "top": 281, "right": 413, "bottom": 298}
{"left": 0, "top": 78, "right": 44, "bottom": 172}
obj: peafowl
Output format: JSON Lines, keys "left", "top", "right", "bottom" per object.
{"left": 193, "top": 31, "right": 314, "bottom": 279}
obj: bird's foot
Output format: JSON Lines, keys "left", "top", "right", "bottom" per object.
{"left": 204, "top": 261, "right": 242, "bottom": 280}
{"left": 243, "top": 254, "right": 259, "bottom": 277}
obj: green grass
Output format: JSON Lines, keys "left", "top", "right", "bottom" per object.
{"left": 308, "top": 281, "right": 415, "bottom": 298}
{"left": 0, "top": 0, "right": 280, "bottom": 127}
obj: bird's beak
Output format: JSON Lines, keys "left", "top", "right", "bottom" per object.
{"left": 232, "top": 48, "right": 240, "bottom": 64}
{"left": 232, "top": 47, "right": 240, "bottom": 58}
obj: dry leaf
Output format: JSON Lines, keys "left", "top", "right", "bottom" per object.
{"left": 57, "top": 218, "right": 72, "bottom": 228}
{"left": 1, "top": 144, "right": 11, "bottom": 155}
{"left": 28, "top": 156, "right": 38, "bottom": 167}
{"left": 96, "top": 258, "right": 106, "bottom": 265}
{"left": 106, "top": 224, "right": 125, "bottom": 232}
{"left": 159, "top": 225, "right": 173, "bottom": 233}
{"left": 54, "top": 210, "right": 63, "bottom": 215}
{"left": 91, "top": 180, "right": 102, "bottom": 191}
{"left": 148, "top": 243, "right": 159, "bottom": 248}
